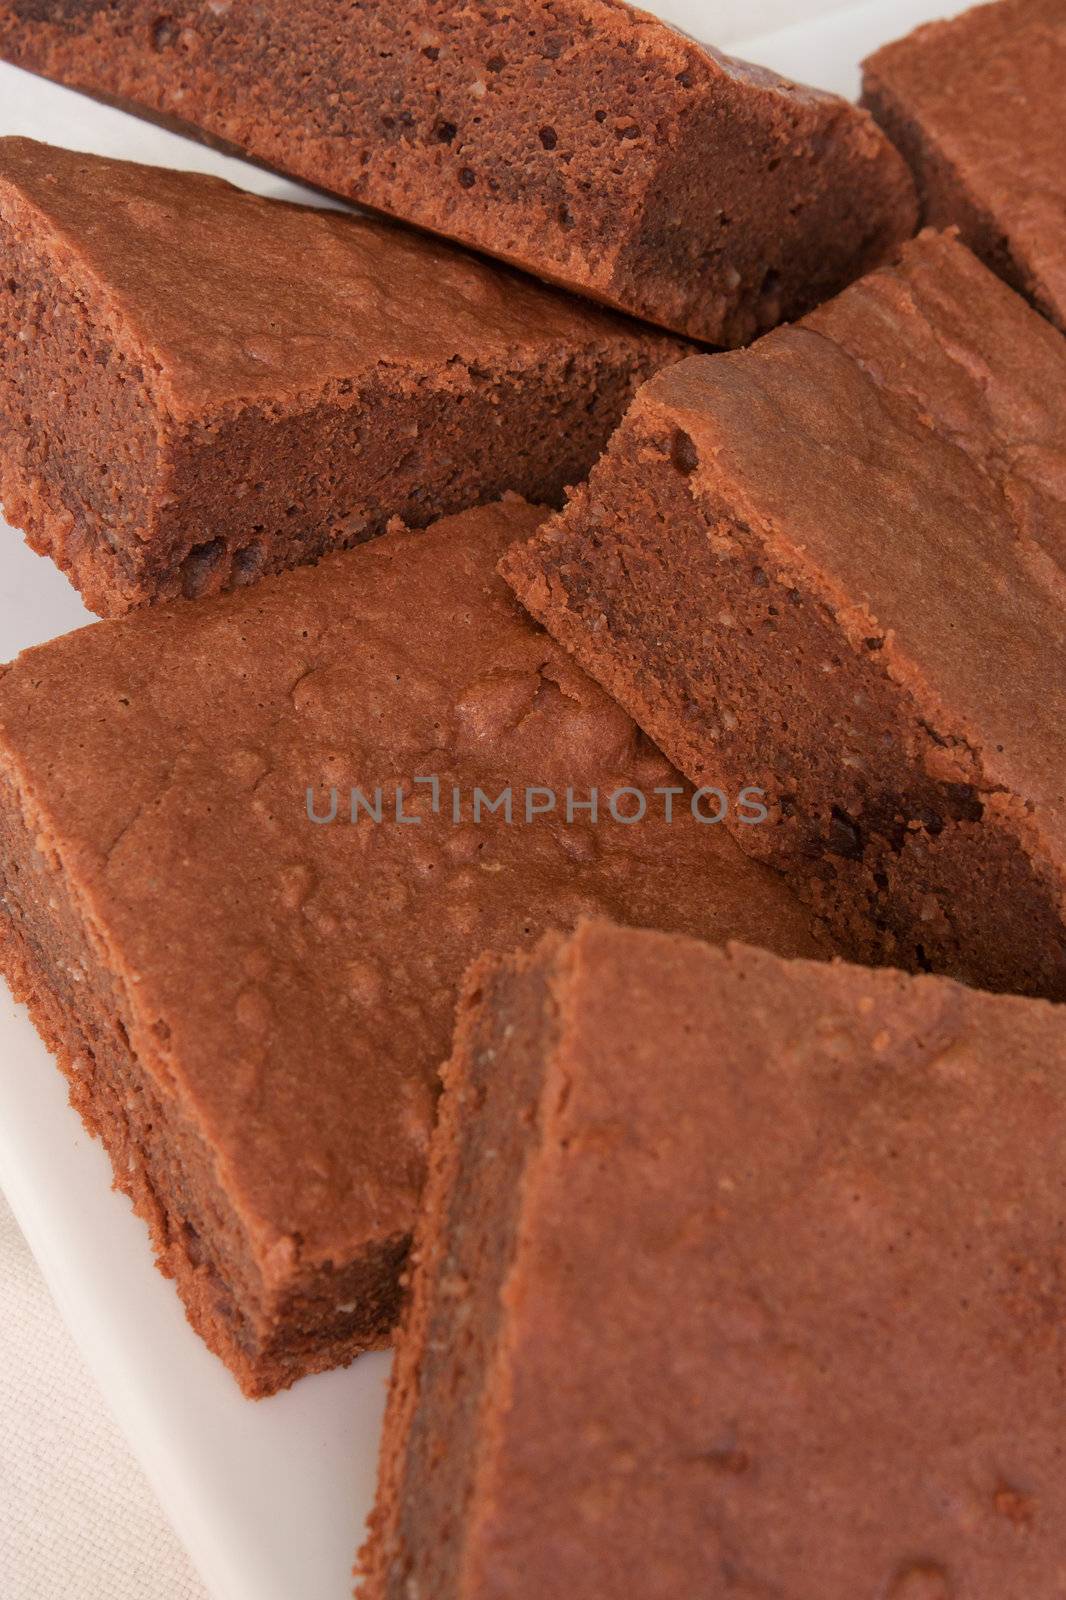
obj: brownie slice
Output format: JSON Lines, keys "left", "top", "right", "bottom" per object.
{"left": 359, "top": 918, "right": 1066, "bottom": 1599}
{"left": 0, "top": 136, "right": 683, "bottom": 617}
{"left": 503, "top": 231, "right": 1066, "bottom": 1002}
{"left": 864, "top": 0, "right": 1066, "bottom": 331}
{"left": 0, "top": 2, "right": 917, "bottom": 344}
{"left": 0, "top": 498, "right": 832, "bottom": 1397}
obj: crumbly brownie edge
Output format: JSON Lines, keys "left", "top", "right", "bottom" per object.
{"left": 612, "top": 78, "right": 917, "bottom": 346}
{"left": 0, "top": 194, "right": 165, "bottom": 613}
{"left": 357, "top": 934, "right": 567, "bottom": 1599}
{"left": 142, "top": 337, "right": 682, "bottom": 612}
{"left": 0, "top": 759, "right": 404, "bottom": 1395}
{"left": 500, "top": 411, "right": 1066, "bottom": 1001}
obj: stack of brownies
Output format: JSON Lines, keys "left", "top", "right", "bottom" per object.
{"left": 0, "top": 0, "right": 1063, "bottom": 1594}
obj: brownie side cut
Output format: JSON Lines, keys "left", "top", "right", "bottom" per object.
{"left": 359, "top": 919, "right": 1066, "bottom": 1599}
{"left": 503, "top": 231, "right": 1066, "bottom": 1002}
{"left": 0, "top": 136, "right": 683, "bottom": 617}
{"left": 0, "top": 3, "right": 916, "bottom": 344}
{"left": 0, "top": 498, "right": 832, "bottom": 1396}
{"left": 863, "top": 0, "right": 1066, "bottom": 331}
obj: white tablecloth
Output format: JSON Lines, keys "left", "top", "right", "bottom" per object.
{"left": 0, "top": 1192, "right": 207, "bottom": 1600}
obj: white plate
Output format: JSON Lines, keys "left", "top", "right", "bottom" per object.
{"left": 0, "top": 4, "right": 973, "bottom": 1596}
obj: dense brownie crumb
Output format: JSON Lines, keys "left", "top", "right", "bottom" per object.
{"left": 503, "top": 232, "right": 1066, "bottom": 1001}
{"left": 863, "top": 0, "right": 1066, "bottom": 331}
{"left": 362, "top": 934, "right": 564, "bottom": 1600}
{"left": 359, "top": 919, "right": 1066, "bottom": 1599}
{"left": 0, "top": 1, "right": 917, "bottom": 343}
{"left": 0, "top": 136, "right": 684, "bottom": 615}
{"left": 0, "top": 499, "right": 832, "bottom": 1396}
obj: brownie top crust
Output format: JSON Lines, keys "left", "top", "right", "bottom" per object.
{"left": 863, "top": 0, "right": 1066, "bottom": 327}
{"left": 616, "top": 231, "right": 1066, "bottom": 866}
{"left": 0, "top": 498, "right": 829, "bottom": 1280}
{"left": 454, "top": 919, "right": 1066, "bottom": 1597}
{"left": 0, "top": 136, "right": 682, "bottom": 416}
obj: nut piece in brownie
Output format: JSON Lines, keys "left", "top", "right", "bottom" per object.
{"left": 0, "top": 4, "right": 917, "bottom": 345}
{"left": 503, "top": 231, "right": 1066, "bottom": 1001}
{"left": 864, "top": 0, "right": 1066, "bottom": 331}
{"left": 360, "top": 918, "right": 1066, "bottom": 1600}
{"left": 0, "top": 498, "right": 832, "bottom": 1397}
{"left": 0, "top": 136, "right": 684, "bottom": 617}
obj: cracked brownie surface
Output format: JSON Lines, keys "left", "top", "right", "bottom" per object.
{"left": 503, "top": 232, "right": 1066, "bottom": 999}
{"left": 0, "top": 498, "right": 832, "bottom": 1394}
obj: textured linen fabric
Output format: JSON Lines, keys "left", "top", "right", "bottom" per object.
{"left": 0, "top": 1191, "right": 208, "bottom": 1600}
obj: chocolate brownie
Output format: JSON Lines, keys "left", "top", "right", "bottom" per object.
{"left": 359, "top": 918, "right": 1066, "bottom": 1599}
{"left": 864, "top": 0, "right": 1066, "bottom": 331}
{"left": 0, "top": 2, "right": 917, "bottom": 345}
{"left": 502, "top": 231, "right": 1066, "bottom": 1001}
{"left": 0, "top": 498, "right": 832, "bottom": 1396}
{"left": 0, "top": 136, "right": 683, "bottom": 617}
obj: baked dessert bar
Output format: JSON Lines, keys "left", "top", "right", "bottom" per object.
{"left": 0, "top": 1, "right": 917, "bottom": 344}
{"left": 360, "top": 917, "right": 1066, "bottom": 1599}
{"left": 503, "top": 231, "right": 1066, "bottom": 1000}
{"left": 0, "top": 499, "right": 831, "bottom": 1395}
{"left": 0, "top": 135, "right": 682, "bottom": 616}
{"left": 864, "top": 0, "right": 1066, "bottom": 331}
